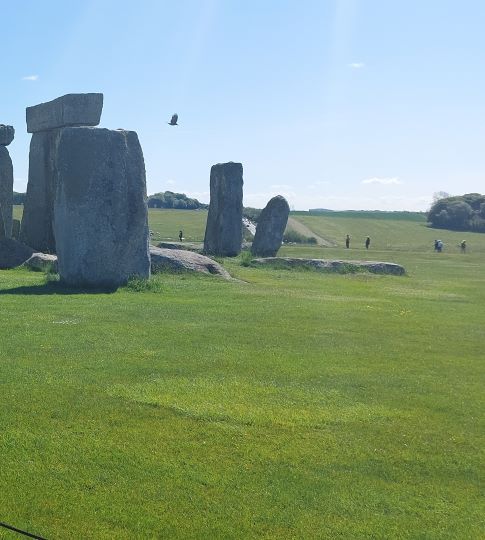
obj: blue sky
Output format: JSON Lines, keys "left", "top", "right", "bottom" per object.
{"left": 2, "top": 0, "right": 484, "bottom": 210}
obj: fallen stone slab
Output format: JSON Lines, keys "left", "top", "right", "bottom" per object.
{"left": 22, "top": 252, "right": 58, "bottom": 272}
{"left": 251, "top": 257, "right": 406, "bottom": 275}
{"left": 157, "top": 241, "right": 203, "bottom": 253}
{"left": 26, "top": 93, "right": 103, "bottom": 133}
{"left": 0, "top": 124, "right": 14, "bottom": 146}
{"left": 0, "top": 238, "right": 35, "bottom": 269}
{"left": 150, "top": 247, "right": 231, "bottom": 279}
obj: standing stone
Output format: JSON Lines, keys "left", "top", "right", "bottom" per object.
{"left": 0, "top": 145, "right": 14, "bottom": 238}
{"left": 21, "top": 93, "right": 104, "bottom": 252}
{"left": 203, "top": 162, "right": 243, "bottom": 257}
{"left": 251, "top": 196, "right": 290, "bottom": 257}
{"left": 20, "top": 130, "right": 59, "bottom": 252}
{"left": 26, "top": 93, "right": 103, "bottom": 133}
{"left": 0, "top": 124, "right": 15, "bottom": 146}
{"left": 53, "top": 127, "right": 150, "bottom": 288}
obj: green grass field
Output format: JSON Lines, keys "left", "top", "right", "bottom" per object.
{"left": 1, "top": 210, "right": 483, "bottom": 538}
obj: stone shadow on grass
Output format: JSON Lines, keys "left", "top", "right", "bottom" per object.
{"left": 0, "top": 280, "right": 118, "bottom": 295}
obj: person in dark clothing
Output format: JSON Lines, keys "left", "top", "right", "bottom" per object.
{"left": 365, "top": 236, "right": 370, "bottom": 249}
{"left": 460, "top": 240, "right": 466, "bottom": 253}
{"left": 179, "top": 230, "right": 183, "bottom": 242}
{"left": 345, "top": 234, "right": 350, "bottom": 248}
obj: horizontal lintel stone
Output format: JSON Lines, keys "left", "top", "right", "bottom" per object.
{"left": 26, "top": 93, "right": 103, "bottom": 133}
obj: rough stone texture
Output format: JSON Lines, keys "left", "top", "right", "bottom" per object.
{"left": 157, "top": 241, "right": 203, "bottom": 253}
{"left": 0, "top": 146, "right": 13, "bottom": 237}
{"left": 26, "top": 93, "right": 103, "bottom": 133}
{"left": 11, "top": 219, "right": 20, "bottom": 240}
{"left": 20, "top": 130, "right": 59, "bottom": 252}
{"left": 0, "top": 238, "right": 35, "bottom": 269}
{"left": 22, "top": 252, "right": 58, "bottom": 272}
{"left": 203, "top": 162, "right": 243, "bottom": 257}
{"left": 54, "top": 127, "right": 150, "bottom": 288}
{"left": 251, "top": 257, "right": 406, "bottom": 275}
{"left": 251, "top": 195, "right": 290, "bottom": 257}
{"left": 0, "top": 205, "right": 4, "bottom": 237}
{"left": 150, "top": 246, "right": 231, "bottom": 279}
{"left": 0, "top": 124, "right": 14, "bottom": 146}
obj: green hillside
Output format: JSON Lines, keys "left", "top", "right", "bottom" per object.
{"left": 0, "top": 209, "right": 483, "bottom": 538}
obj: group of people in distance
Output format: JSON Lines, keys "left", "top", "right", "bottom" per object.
{"left": 345, "top": 235, "right": 371, "bottom": 249}
{"left": 343, "top": 235, "right": 468, "bottom": 253}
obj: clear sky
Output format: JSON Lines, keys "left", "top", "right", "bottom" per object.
{"left": 2, "top": 0, "right": 484, "bottom": 210}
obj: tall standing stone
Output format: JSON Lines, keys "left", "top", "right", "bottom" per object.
{"left": 203, "top": 162, "right": 243, "bottom": 257}
{"left": 21, "top": 93, "right": 103, "bottom": 252}
{"left": 0, "top": 124, "right": 14, "bottom": 238}
{"left": 251, "top": 195, "right": 290, "bottom": 257}
{"left": 20, "top": 130, "right": 59, "bottom": 251}
{"left": 53, "top": 127, "right": 150, "bottom": 288}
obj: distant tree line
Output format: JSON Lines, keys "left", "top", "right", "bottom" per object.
{"left": 428, "top": 193, "right": 485, "bottom": 232}
{"left": 147, "top": 191, "right": 208, "bottom": 210}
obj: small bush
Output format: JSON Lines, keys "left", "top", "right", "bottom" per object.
{"left": 283, "top": 230, "right": 318, "bottom": 244}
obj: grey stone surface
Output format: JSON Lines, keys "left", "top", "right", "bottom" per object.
{"left": 251, "top": 257, "right": 406, "bottom": 275}
{"left": 0, "top": 146, "right": 13, "bottom": 237}
{"left": 11, "top": 219, "right": 20, "bottom": 240}
{"left": 20, "top": 130, "right": 59, "bottom": 252}
{"left": 150, "top": 246, "right": 231, "bottom": 279}
{"left": 26, "top": 93, "right": 103, "bottom": 133}
{"left": 251, "top": 195, "right": 290, "bottom": 257}
{"left": 0, "top": 124, "right": 14, "bottom": 146}
{"left": 203, "top": 162, "right": 243, "bottom": 257}
{"left": 157, "top": 241, "right": 203, "bottom": 253}
{"left": 53, "top": 127, "right": 150, "bottom": 288}
{"left": 0, "top": 204, "right": 4, "bottom": 238}
{"left": 0, "top": 238, "right": 35, "bottom": 269}
{"left": 22, "top": 252, "right": 58, "bottom": 272}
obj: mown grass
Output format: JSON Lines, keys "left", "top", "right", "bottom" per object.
{"left": 1, "top": 210, "right": 483, "bottom": 538}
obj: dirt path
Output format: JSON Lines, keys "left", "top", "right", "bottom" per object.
{"left": 286, "top": 217, "right": 337, "bottom": 247}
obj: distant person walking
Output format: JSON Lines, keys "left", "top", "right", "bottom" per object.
{"left": 179, "top": 230, "right": 183, "bottom": 242}
{"left": 345, "top": 234, "right": 350, "bottom": 249}
{"left": 436, "top": 240, "right": 443, "bottom": 253}
{"left": 434, "top": 239, "right": 439, "bottom": 251}
{"left": 460, "top": 240, "right": 467, "bottom": 253}
{"left": 365, "top": 236, "right": 371, "bottom": 249}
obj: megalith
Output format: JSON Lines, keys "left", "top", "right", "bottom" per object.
{"left": 203, "top": 162, "right": 243, "bottom": 257}
{"left": 53, "top": 127, "right": 150, "bottom": 288}
{"left": 21, "top": 93, "right": 103, "bottom": 252}
{"left": 251, "top": 195, "right": 290, "bottom": 257}
{"left": 0, "top": 124, "right": 14, "bottom": 238}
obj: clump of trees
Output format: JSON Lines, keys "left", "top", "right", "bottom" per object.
{"left": 147, "top": 191, "right": 207, "bottom": 210}
{"left": 428, "top": 193, "right": 485, "bottom": 232}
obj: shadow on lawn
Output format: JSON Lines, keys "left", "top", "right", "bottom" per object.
{"left": 0, "top": 281, "right": 118, "bottom": 296}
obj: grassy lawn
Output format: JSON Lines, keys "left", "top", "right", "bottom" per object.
{"left": 0, "top": 211, "right": 483, "bottom": 538}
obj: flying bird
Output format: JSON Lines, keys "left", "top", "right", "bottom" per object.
{"left": 168, "top": 114, "right": 178, "bottom": 126}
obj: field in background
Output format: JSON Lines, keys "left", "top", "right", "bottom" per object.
{"left": 1, "top": 208, "right": 483, "bottom": 538}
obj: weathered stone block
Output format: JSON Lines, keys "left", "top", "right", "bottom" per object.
{"left": 251, "top": 195, "right": 290, "bottom": 257}
{"left": 0, "top": 124, "right": 14, "bottom": 146}
{"left": 203, "top": 162, "right": 243, "bottom": 257}
{"left": 150, "top": 247, "right": 231, "bottom": 279}
{"left": 0, "top": 238, "right": 35, "bottom": 269}
{"left": 54, "top": 127, "right": 150, "bottom": 288}
{"left": 20, "top": 130, "right": 59, "bottom": 252}
{"left": 26, "top": 93, "right": 103, "bottom": 133}
{"left": 0, "top": 146, "right": 13, "bottom": 237}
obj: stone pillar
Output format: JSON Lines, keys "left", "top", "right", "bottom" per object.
{"left": 0, "top": 124, "right": 14, "bottom": 238}
{"left": 53, "top": 127, "right": 150, "bottom": 288}
{"left": 203, "top": 162, "right": 243, "bottom": 257}
{"left": 20, "top": 93, "right": 103, "bottom": 252}
{"left": 251, "top": 195, "right": 290, "bottom": 257}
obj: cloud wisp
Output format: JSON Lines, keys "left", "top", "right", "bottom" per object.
{"left": 349, "top": 62, "right": 365, "bottom": 69}
{"left": 22, "top": 75, "right": 39, "bottom": 81}
{"left": 362, "top": 177, "right": 401, "bottom": 186}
